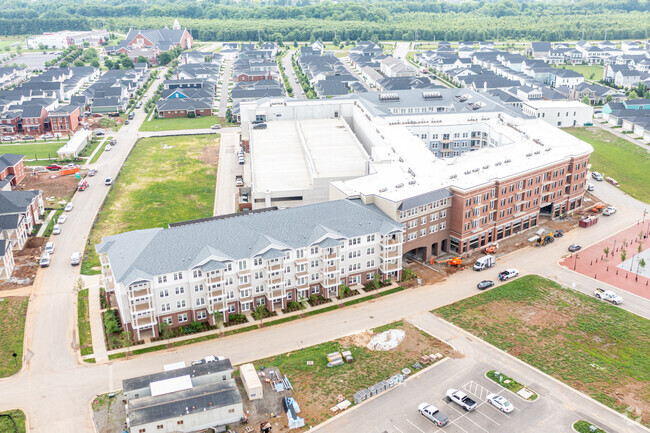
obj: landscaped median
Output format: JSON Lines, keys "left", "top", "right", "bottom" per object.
{"left": 486, "top": 370, "right": 538, "bottom": 400}
{"left": 434, "top": 275, "right": 650, "bottom": 426}
{"left": 573, "top": 420, "right": 607, "bottom": 433}
{"left": 104, "top": 283, "right": 409, "bottom": 360}
{"left": 77, "top": 288, "right": 93, "bottom": 357}
{"left": 0, "top": 409, "right": 26, "bottom": 433}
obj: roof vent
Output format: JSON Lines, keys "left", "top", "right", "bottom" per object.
{"left": 379, "top": 93, "right": 400, "bottom": 102}
{"left": 422, "top": 91, "right": 442, "bottom": 100}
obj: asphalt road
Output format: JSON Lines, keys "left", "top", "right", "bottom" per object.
{"left": 340, "top": 56, "right": 372, "bottom": 92}
{"left": 214, "top": 131, "right": 241, "bottom": 216}
{"left": 218, "top": 59, "right": 232, "bottom": 117}
{"left": 281, "top": 50, "right": 305, "bottom": 99}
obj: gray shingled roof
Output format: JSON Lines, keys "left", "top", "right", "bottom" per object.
{"left": 96, "top": 199, "right": 403, "bottom": 286}
{"left": 0, "top": 191, "right": 39, "bottom": 215}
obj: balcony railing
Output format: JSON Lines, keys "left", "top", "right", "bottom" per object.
{"left": 129, "top": 287, "right": 151, "bottom": 298}
{"left": 381, "top": 261, "right": 400, "bottom": 272}
{"left": 321, "top": 252, "right": 337, "bottom": 260}
{"left": 382, "top": 248, "right": 400, "bottom": 258}
{"left": 133, "top": 314, "right": 156, "bottom": 329}
{"left": 131, "top": 302, "right": 153, "bottom": 313}
{"left": 266, "top": 263, "right": 282, "bottom": 271}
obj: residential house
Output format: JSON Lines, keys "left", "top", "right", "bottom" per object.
{"left": 0, "top": 154, "right": 26, "bottom": 188}
{"left": 0, "top": 111, "right": 21, "bottom": 136}
{"left": 49, "top": 104, "right": 81, "bottom": 134}
{"left": 548, "top": 69, "right": 584, "bottom": 88}
{"left": 614, "top": 68, "right": 641, "bottom": 89}
{"left": 527, "top": 42, "right": 552, "bottom": 59}
{"left": 0, "top": 190, "right": 44, "bottom": 236}
{"left": 20, "top": 105, "right": 48, "bottom": 135}
{"left": 0, "top": 67, "right": 28, "bottom": 90}
{"left": 521, "top": 100, "right": 594, "bottom": 127}
{"left": 379, "top": 57, "right": 416, "bottom": 78}
{"left": 156, "top": 99, "right": 212, "bottom": 118}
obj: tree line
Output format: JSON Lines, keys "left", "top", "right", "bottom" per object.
{"left": 0, "top": 0, "right": 648, "bottom": 41}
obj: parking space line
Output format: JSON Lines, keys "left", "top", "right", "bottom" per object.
{"left": 473, "top": 404, "right": 502, "bottom": 425}
{"left": 443, "top": 401, "right": 490, "bottom": 433}
{"left": 393, "top": 425, "right": 405, "bottom": 433}
{"left": 405, "top": 419, "right": 426, "bottom": 433}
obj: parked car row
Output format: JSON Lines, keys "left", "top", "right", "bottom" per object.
{"left": 419, "top": 388, "right": 515, "bottom": 427}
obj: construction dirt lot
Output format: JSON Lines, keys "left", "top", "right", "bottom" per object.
{"left": 17, "top": 169, "right": 82, "bottom": 207}
{"left": 235, "top": 322, "right": 455, "bottom": 432}
{"left": 0, "top": 237, "right": 45, "bottom": 291}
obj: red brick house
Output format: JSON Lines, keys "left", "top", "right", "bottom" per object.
{"left": 0, "top": 154, "right": 26, "bottom": 187}
{"left": 49, "top": 105, "right": 81, "bottom": 134}
{"left": 0, "top": 111, "right": 21, "bottom": 136}
{"left": 235, "top": 71, "right": 274, "bottom": 83}
{"left": 156, "top": 99, "right": 212, "bottom": 118}
{"left": 20, "top": 105, "right": 48, "bottom": 136}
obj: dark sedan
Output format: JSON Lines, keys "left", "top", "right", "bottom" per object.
{"left": 568, "top": 244, "right": 582, "bottom": 252}
{"left": 477, "top": 280, "right": 495, "bottom": 290}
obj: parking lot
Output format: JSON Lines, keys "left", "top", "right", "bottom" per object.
{"left": 315, "top": 314, "right": 615, "bottom": 433}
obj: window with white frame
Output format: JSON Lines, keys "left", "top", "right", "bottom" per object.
{"left": 157, "top": 275, "right": 167, "bottom": 284}
{"left": 162, "top": 317, "right": 172, "bottom": 325}
{"left": 192, "top": 269, "right": 202, "bottom": 278}
{"left": 366, "top": 234, "right": 375, "bottom": 242}
{"left": 296, "top": 249, "right": 305, "bottom": 259}
{"left": 178, "top": 313, "right": 188, "bottom": 323}
{"left": 196, "top": 297, "right": 205, "bottom": 306}
{"left": 173, "top": 272, "right": 183, "bottom": 280}
{"left": 440, "top": 222, "right": 446, "bottom": 229}
{"left": 175, "top": 286, "right": 185, "bottom": 295}
{"left": 253, "top": 257, "right": 262, "bottom": 266}
{"left": 238, "top": 260, "right": 247, "bottom": 271}
{"left": 161, "top": 303, "right": 171, "bottom": 312}
{"left": 159, "top": 289, "right": 169, "bottom": 298}
{"left": 194, "top": 284, "right": 204, "bottom": 292}
{"left": 197, "top": 311, "right": 207, "bottom": 320}
{"left": 176, "top": 300, "right": 186, "bottom": 309}
{"left": 366, "top": 247, "right": 375, "bottom": 255}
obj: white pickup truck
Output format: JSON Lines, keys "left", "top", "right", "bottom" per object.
{"left": 446, "top": 389, "right": 477, "bottom": 411}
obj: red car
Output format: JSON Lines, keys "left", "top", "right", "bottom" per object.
{"left": 46, "top": 164, "right": 62, "bottom": 171}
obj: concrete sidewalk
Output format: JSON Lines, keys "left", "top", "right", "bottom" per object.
{"left": 82, "top": 274, "right": 108, "bottom": 362}
{"left": 594, "top": 121, "right": 650, "bottom": 151}
{"left": 36, "top": 210, "right": 56, "bottom": 237}
{"left": 84, "top": 136, "right": 108, "bottom": 166}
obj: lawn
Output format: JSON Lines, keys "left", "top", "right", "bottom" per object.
{"left": 553, "top": 64, "right": 604, "bottom": 81}
{"left": 78, "top": 289, "right": 93, "bottom": 356}
{"left": 139, "top": 115, "right": 222, "bottom": 132}
{"left": 0, "top": 297, "right": 29, "bottom": 378}
{"left": 82, "top": 134, "right": 219, "bottom": 274}
{"left": 435, "top": 275, "right": 650, "bottom": 425}
{"left": 565, "top": 126, "right": 650, "bottom": 203}
{"left": 0, "top": 142, "right": 63, "bottom": 163}
{"left": 252, "top": 321, "right": 451, "bottom": 426}
{"left": 0, "top": 38, "right": 23, "bottom": 51}
{"left": 0, "top": 409, "right": 26, "bottom": 433}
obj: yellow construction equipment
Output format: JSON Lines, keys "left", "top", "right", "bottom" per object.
{"left": 537, "top": 232, "right": 555, "bottom": 246}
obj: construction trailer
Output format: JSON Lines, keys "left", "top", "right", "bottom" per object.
{"left": 240, "top": 363, "right": 263, "bottom": 401}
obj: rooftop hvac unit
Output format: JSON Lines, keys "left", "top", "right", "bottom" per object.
{"left": 379, "top": 187, "right": 388, "bottom": 192}
{"left": 526, "top": 153, "right": 533, "bottom": 157}
{"left": 464, "top": 170, "right": 472, "bottom": 175}
{"left": 399, "top": 157, "right": 404, "bottom": 162}
{"left": 545, "top": 147, "right": 552, "bottom": 152}
{"left": 408, "top": 180, "right": 416, "bottom": 185}
{"left": 483, "top": 165, "right": 490, "bottom": 169}
{"left": 408, "top": 168, "right": 415, "bottom": 176}
{"left": 495, "top": 161, "right": 502, "bottom": 166}
{"left": 534, "top": 150, "right": 541, "bottom": 154}
{"left": 472, "top": 168, "right": 480, "bottom": 172}
{"left": 422, "top": 91, "right": 442, "bottom": 100}
{"left": 395, "top": 183, "right": 404, "bottom": 188}
{"left": 379, "top": 93, "right": 400, "bottom": 102}
{"left": 505, "top": 159, "right": 512, "bottom": 163}
{"left": 449, "top": 174, "right": 458, "bottom": 179}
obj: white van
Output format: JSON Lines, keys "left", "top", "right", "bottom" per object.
{"left": 473, "top": 255, "right": 496, "bottom": 271}
{"left": 70, "top": 252, "right": 82, "bottom": 266}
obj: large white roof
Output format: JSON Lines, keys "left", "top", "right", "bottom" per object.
{"left": 250, "top": 118, "right": 368, "bottom": 195}
{"left": 334, "top": 117, "right": 593, "bottom": 201}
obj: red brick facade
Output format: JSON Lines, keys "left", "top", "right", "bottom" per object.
{"left": 21, "top": 108, "right": 47, "bottom": 136}
{"left": 50, "top": 107, "right": 80, "bottom": 134}
{"left": 0, "top": 157, "right": 26, "bottom": 186}
{"left": 158, "top": 108, "right": 212, "bottom": 118}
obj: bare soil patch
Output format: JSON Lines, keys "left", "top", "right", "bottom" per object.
{"left": 0, "top": 237, "right": 46, "bottom": 291}
{"left": 17, "top": 170, "right": 80, "bottom": 206}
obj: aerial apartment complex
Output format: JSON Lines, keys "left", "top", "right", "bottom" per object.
{"left": 98, "top": 88, "right": 592, "bottom": 338}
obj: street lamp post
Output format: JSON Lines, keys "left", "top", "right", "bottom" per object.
{"left": 574, "top": 253, "right": 580, "bottom": 270}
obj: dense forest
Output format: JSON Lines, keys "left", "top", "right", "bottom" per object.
{"left": 0, "top": 0, "right": 649, "bottom": 41}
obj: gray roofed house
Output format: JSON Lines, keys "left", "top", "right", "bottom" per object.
{"left": 376, "top": 76, "right": 439, "bottom": 91}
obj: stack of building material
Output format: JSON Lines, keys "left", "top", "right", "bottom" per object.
{"left": 341, "top": 350, "right": 354, "bottom": 363}
{"left": 283, "top": 396, "right": 305, "bottom": 429}
{"left": 326, "top": 351, "right": 345, "bottom": 368}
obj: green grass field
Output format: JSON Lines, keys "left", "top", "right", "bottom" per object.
{"left": 435, "top": 275, "right": 650, "bottom": 425}
{"left": 0, "top": 38, "right": 23, "bottom": 51}
{"left": 77, "top": 289, "right": 93, "bottom": 356}
{"left": 0, "top": 409, "right": 26, "bottom": 433}
{"left": 565, "top": 127, "right": 650, "bottom": 203}
{"left": 0, "top": 142, "right": 62, "bottom": 163}
{"left": 139, "top": 115, "right": 222, "bottom": 132}
{"left": 81, "top": 134, "right": 219, "bottom": 274}
{"left": 553, "top": 64, "right": 604, "bottom": 81}
{"left": 0, "top": 297, "right": 29, "bottom": 378}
